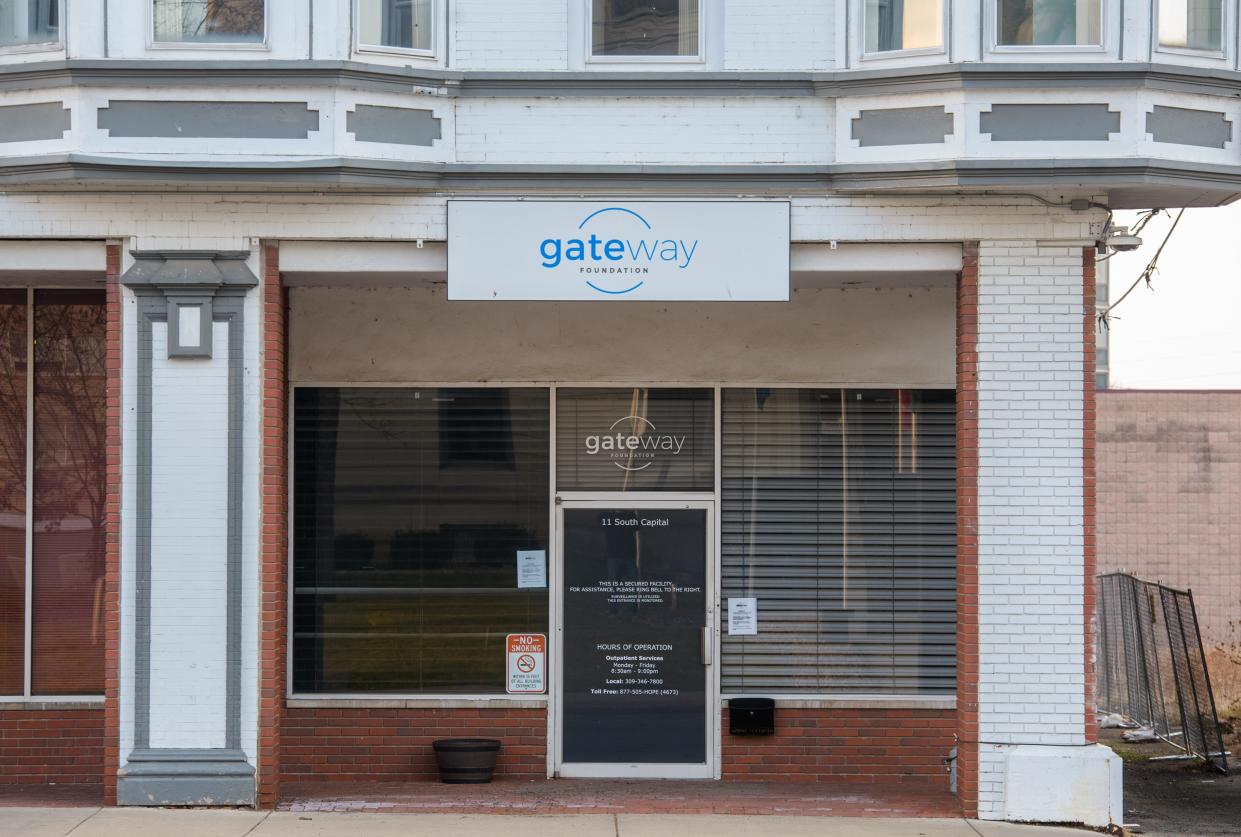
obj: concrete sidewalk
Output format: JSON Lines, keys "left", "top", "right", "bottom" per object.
{"left": 0, "top": 809, "right": 1098, "bottom": 837}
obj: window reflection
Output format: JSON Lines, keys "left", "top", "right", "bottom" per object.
{"left": 0, "top": 0, "right": 59, "bottom": 47}
{"left": 866, "top": 0, "right": 944, "bottom": 53}
{"left": 998, "top": 0, "right": 1102, "bottom": 45}
{"left": 1159, "top": 0, "right": 1222, "bottom": 50}
{"left": 0, "top": 291, "right": 26, "bottom": 695}
{"left": 592, "top": 0, "right": 700, "bottom": 57}
{"left": 358, "top": 0, "right": 432, "bottom": 51}
{"left": 152, "top": 0, "right": 264, "bottom": 43}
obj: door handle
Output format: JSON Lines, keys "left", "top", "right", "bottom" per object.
{"left": 701, "top": 626, "right": 712, "bottom": 666}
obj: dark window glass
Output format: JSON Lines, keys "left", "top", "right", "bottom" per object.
{"left": 556, "top": 388, "right": 714, "bottom": 493}
{"left": 152, "top": 0, "right": 265, "bottom": 43}
{"left": 592, "top": 0, "right": 700, "bottom": 56}
{"left": 721, "top": 388, "right": 956, "bottom": 695}
{"left": 30, "top": 290, "right": 107, "bottom": 695}
{"left": 293, "top": 387, "right": 550, "bottom": 694}
{"left": 0, "top": 290, "right": 26, "bottom": 695}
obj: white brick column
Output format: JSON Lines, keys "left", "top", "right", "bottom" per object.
{"left": 973, "top": 241, "right": 1120, "bottom": 826}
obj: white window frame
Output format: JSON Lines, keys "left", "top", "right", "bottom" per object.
{"left": 585, "top": 0, "right": 707, "bottom": 65}
{"left": 0, "top": 287, "right": 105, "bottom": 705}
{"left": 353, "top": 0, "right": 438, "bottom": 61}
{"left": 147, "top": 0, "right": 270, "bottom": 51}
{"left": 0, "top": 0, "right": 65, "bottom": 55}
{"left": 987, "top": 0, "right": 1109, "bottom": 55}
{"left": 856, "top": 0, "right": 950, "bottom": 63}
{"left": 1152, "top": 0, "right": 1230, "bottom": 60}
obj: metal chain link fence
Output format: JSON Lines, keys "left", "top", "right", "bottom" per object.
{"left": 1098, "top": 572, "right": 1229, "bottom": 773}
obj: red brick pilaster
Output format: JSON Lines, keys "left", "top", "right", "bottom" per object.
{"left": 258, "top": 243, "right": 287, "bottom": 809}
{"left": 103, "top": 243, "right": 122, "bottom": 805}
{"left": 1082, "top": 248, "right": 1098, "bottom": 745}
{"left": 955, "top": 243, "right": 980, "bottom": 818}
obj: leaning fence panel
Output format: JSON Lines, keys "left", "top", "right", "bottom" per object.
{"left": 1097, "top": 572, "right": 1228, "bottom": 773}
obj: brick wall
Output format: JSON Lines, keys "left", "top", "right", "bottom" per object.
{"left": 103, "top": 242, "right": 122, "bottom": 803}
{"left": 1097, "top": 389, "right": 1241, "bottom": 712}
{"left": 280, "top": 708, "right": 546, "bottom": 782}
{"left": 0, "top": 709, "right": 105, "bottom": 785}
{"left": 721, "top": 708, "right": 955, "bottom": 785}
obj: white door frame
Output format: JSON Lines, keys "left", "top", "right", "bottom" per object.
{"left": 552, "top": 495, "right": 718, "bottom": 779}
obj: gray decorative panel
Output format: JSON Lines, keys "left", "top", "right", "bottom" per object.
{"left": 1146, "top": 105, "right": 1231, "bottom": 149}
{"left": 346, "top": 104, "right": 442, "bottom": 146}
{"left": 980, "top": 104, "right": 1120, "bottom": 141}
{"left": 98, "top": 101, "right": 319, "bottom": 139}
{"left": 0, "top": 102, "right": 70, "bottom": 143}
{"left": 851, "top": 106, "right": 954, "bottom": 147}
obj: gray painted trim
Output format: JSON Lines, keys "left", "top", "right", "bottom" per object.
{"left": 980, "top": 104, "right": 1121, "bottom": 141}
{"left": 7, "top": 59, "right": 1241, "bottom": 98}
{"left": 120, "top": 266, "right": 251, "bottom": 805}
{"left": 0, "top": 102, "right": 70, "bottom": 143}
{"left": 1146, "top": 105, "right": 1232, "bottom": 149}
{"left": 124, "top": 251, "right": 258, "bottom": 288}
{"left": 851, "top": 106, "right": 954, "bottom": 147}
{"left": 346, "top": 104, "right": 442, "bottom": 146}
{"left": 165, "top": 295, "right": 214, "bottom": 359}
{"left": 98, "top": 101, "right": 319, "bottom": 139}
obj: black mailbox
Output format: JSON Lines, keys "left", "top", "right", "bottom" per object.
{"left": 729, "top": 698, "right": 775, "bottom": 735}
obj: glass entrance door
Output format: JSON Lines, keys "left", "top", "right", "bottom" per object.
{"left": 556, "top": 502, "right": 714, "bottom": 778}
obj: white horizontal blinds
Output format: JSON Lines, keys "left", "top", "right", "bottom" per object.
{"left": 721, "top": 389, "right": 956, "bottom": 695}
{"left": 292, "top": 387, "right": 550, "bottom": 694}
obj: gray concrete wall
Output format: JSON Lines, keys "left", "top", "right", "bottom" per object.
{"left": 289, "top": 286, "right": 955, "bottom": 386}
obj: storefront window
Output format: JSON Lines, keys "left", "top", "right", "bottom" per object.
{"left": 0, "top": 0, "right": 59, "bottom": 47}
{"left": 720, "top": 388, "right": 956, "bottom": 695}
{"left": 152, "top": 0, "right": 264, "bottom": 44}
{"left": 1159, "top": 0, "right": 1222, "bottom": 50}
{"left": 0, "top": 290, "right": 106, "bottom": 697}
{"left": 357, "top": 0, "right": 433, "bottom": 53}
{"left": 865, "top": 0, "right": 944, "bottom": 53}
{"left": 292, "top": 387, "right": 550, "bottom": 694}
{"left": 591, "top": 0, "right": 700, "bottom": 57}
{"left": 997, "top": 0, "right": 1101, "bottom": 45}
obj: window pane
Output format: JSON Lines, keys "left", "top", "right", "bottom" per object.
{"left": 358, "top": 0, "right": 432, "bottom": 50}
{"left": 0, "top": 0, "right": 59, "bottom": 47}
{"left": 1160, "top": 0, "right": 1222, "bottom": 49}
{"left": 592, "top": 0, "right": 700, "bottom": 57}
{"left": 720, "top": 389, "right": 956, "bottom": 695}
{"left": 0, "top": 291, "right": 25, "bottom": 696}
{"left": 997, "top": 0, "right": 1101, "bottom": 45}
{"left": 153, "top": 0, "right": 264, "bottom": 43}
{"left": 866, "top": 0, "right": 944, "bottom": 52}
{"left": 30, "top": 291, "right": 106, "bottom": 696}
{"left": 293, "top": 388, "right": 550, "bottom": 694}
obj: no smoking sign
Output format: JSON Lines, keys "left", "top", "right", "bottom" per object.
{"left": 506, "top": 633, "right": 546, "bottom": 694}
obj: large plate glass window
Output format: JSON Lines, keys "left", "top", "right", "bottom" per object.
{"left": 292, "top": 387, "right": 550, "bottom": 694}
{"left": 152, "top": 0, "right": 264, "bottom": 44}
{"left": 1159, "top": 0, "right": 1222, "bottom": 50}
{"left": 0, "top": 0, "right": 60, "bottom": 47}
{"left": 591, "top": 0, "right": 701, "bottom": 58}
{"left": 997, "top": 0, "right": 1101, "bottom": 45}
{"left": 358, "top": 0, "right": 433, "bottom": 53}
{"left": 865, "top": 0, "right": 944, "bottom": 53}
{"left": 556, "top": 388, "right": 713, "bottom": 493}
{"left": 720, "top": 389, "right": 956, "bottom": 695}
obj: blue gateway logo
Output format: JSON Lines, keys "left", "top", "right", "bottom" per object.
{"left": 538, "top": 206, "right": 700, "bottom": 295}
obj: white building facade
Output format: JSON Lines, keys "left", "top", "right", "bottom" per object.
{"left": 4, "top": 0, "right": 1237, "bottom": 825}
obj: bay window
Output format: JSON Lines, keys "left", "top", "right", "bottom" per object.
{"left": 865, "top": 0, "right": 944, "bottom": 53}
{"left": 997, "top": 0, "right": 1102, "bottom": 46}
{"left": 358, "top": 0, "right": 433, "bottom": 53}
{"left": 0, "top": 0, "right": 59, "bottom": 48}
{"left": 1159, "top": 0, "right": 1223, "bottom": 51}
{"left": 152, "top": 0, "right": 264, "bottom": 44}
{"left": 591, "top": 0, "right": 701, "bottom": 58}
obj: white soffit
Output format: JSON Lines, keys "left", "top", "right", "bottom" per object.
{"left": 0, "top": 240, "right": 107, "bottom": 285}
{"left": 279, "top": 241, "right": 962, "bottom": 289}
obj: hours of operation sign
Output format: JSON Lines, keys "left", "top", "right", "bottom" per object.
{"left": 506, "top": 633, "right": 546, "bottom": 694}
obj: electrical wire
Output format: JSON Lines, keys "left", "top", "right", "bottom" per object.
{"left": 1097, "top": 208, "right": 1186, "bottom": 329}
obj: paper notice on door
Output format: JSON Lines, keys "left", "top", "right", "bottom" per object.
{"left": 516, "top": 550, "right": 547, "bottom": 589}
{"left": 728, "top": 597, "right": 758, "bottom": 635}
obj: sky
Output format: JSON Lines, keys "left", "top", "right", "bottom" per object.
{"left": 1103, "top": 204, "right": 1241, "bottom": 390}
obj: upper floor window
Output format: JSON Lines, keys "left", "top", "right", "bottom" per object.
{"left": 997, "top": 0, "right": 1101, "bottom": 46}
{"left": 1159, "top": 0, "right": 1223, "bottom": 51}
{"left": 152, "top": 0, "right": 264, "bottom": 44}
{"left": 591, "top": 0, "right": 701, "bottom": 59}
{"left": 864, "top": 0, "right": 944, "bottom": 53}
{"left": 0, "top": 0, "right": 60, "bottom": 48}
{"left": 358, "top": 0, "right": 432, "bottom": 53}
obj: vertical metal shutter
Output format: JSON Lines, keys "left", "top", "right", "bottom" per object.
{"left": 721, "top": 388, "right": 956, "bottom": 695}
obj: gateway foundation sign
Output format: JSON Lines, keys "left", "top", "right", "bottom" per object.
{"left": 448, "top": 200, "right": 790, "bottom": 301}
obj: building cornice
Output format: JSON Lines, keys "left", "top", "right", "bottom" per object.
{"left": 2, "top": 59, "right": 1241, "bottom": 98}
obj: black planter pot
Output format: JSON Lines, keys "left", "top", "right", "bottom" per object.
{"left": 432, "top": 738, "right": 502, "bottom": 784}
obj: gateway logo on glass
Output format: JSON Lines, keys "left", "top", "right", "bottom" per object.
{"left": 585, "top": 416, "right": 686, "bottom": 471}
{"left": 538, "top": 206, "right": 699, "bottom": 296}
